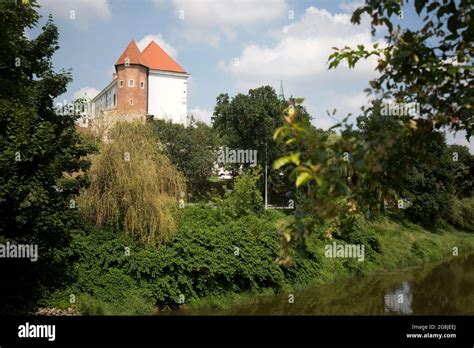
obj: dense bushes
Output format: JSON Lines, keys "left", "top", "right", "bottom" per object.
{"left": 42, "top": 202, "right": 474, "bottom": 314}
{"left": 220, "top": 169, "right": 264, "bottom": 217}
{"left": 448, "top": 197, "right": 474, "bottom": 232}
{"left": 53, "top": 206, "right": 285, "bottom": 311}
{"left": 43, "top": 162, "right": 474, "bottom": 314}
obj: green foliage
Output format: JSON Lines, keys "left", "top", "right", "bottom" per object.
{"left": 152, "top": 117, "right": 220, "bottom": 200}
{"left": 212, "top": 86, "right": 285, "bottom": 172}
{"left": 273, "top": 100, "right": 365, "bottom": 261}
{"left": 0, "top": 0, "right": 93, "bottom": 313}
{"left": 448, "top": 197, "right": 474, "bottom": 232}
{"left": 448, "top": 145, "right": 474, "bottom": 198}
{"left": 61, "top": 207, "right": 286, "bottom": 310}
{"left": 274, "top": 0, "right": 474, "bottom": 256}
{"left": 78, "top": 122, "right": 186, "bottom": 246}
{"left": 221, "top": 169, "right": 264, "bottom": 217}
{"left": 212, "top": 86, "right": 311, "bottom": 199}
{"left": 396, "top": 133, "right": 455, "bottom": 228}
{"left": 329, "top": 0, "right": 473, "bottom": 137}
{"left": 46, "top": 209, "right": 474, "bottom": 314}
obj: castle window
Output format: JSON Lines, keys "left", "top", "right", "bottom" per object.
{"left": 119, "top": 80, "right": 124, "bottom": 88}
{"left": 140, "top": 81, "right": 145, "bottom": 89}
{"left": 129, "top": 99, "right": 133, "bottom": 105}
{"left": 128, "top": 79, "right": 134, "bottom": 87}
{"left": 113, "top": 94, "right": 116, "bottom": 106}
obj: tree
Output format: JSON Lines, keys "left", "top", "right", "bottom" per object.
{"left": 329, "top": 0, "right": 473, "bottom": 137}
{"left": 272, "top": 0, "right": 473, "bottom": 259}
{"left": 79, "top": 122, "right": 186, "bottom": 246}
{"left": 448, "top": 144, "right": 474, "bottom": 198}
{"left": 152, "top": 117, "right": 219, "bottom": 199}
{"left": 400, "top": 134, "right": 455, "bottom": 228}
{"left": 212, "top": 86, "right": 311, "bottom": 202}
{"left": 0, "top": 0, "right": 92, "bottom": 312}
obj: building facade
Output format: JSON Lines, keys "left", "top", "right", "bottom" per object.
{"left": 89, "top": 40, "right": 189, "bottom": 125}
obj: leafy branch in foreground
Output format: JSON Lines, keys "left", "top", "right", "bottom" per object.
{"left": 272, "top": 95, "right": 455, "bottom": 263}
{"left": 273, "top": 100, "right": 367, "bottom": 265}
{"left": 328, "top": 0, "right": 473, "bottom": 137}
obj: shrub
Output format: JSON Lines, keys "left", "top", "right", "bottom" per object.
{"left": 63, "top": 205, "right": 286, "bottom": 311}
{"left": 222, "top": 169, "right": 264, "bottom": 217}
{"left": 448, "top": 197, "right": 474, "bottom": 232}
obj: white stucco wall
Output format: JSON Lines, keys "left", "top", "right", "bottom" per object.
{"left": 91, "top": 82, "right": 117, "bottom": 118}
{"left": 147, "top": 70, "right": 188, "bottom": 125}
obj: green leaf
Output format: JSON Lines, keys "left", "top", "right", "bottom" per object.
{"left": 289, "top": 153, "right": 300, "bottom": 165}
{"left": 415, "top": 0, "right": 425, "bottom": 14}
{"left": 447, "top": 15, "right": 457, "bottom": 35}
{"left": 315, "top": 176, "right": 323, "bottom": 186}
{"left": 273, "top": 127, "right": 283, "bottom": 141}
{"left": 273, "top": 153, "right": 299, "bottom": 170}
{"left": 296, "top": 172, "right": 312, "bottom": 187}
{"left": 294, "top": 98, "right": 305, "bottom": 104}
{"left": 427, "top": 2, "right": 439, "bottom": 13}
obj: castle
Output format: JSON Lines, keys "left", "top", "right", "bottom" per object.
{"left": 89, "top": 40, "right": 189, "bottom": 125}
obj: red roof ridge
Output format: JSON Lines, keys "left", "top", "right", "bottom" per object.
{"left": 115, "top": 40, "right": 148, "bottom": 67}
{"left": 141, "top": 40, "right": 186, "bottom": 74}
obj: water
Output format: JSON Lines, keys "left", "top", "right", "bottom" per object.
{"left": 173, "top": 253, "right": 474, "bottom": 315}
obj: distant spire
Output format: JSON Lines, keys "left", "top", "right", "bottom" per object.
{"left": 278, "top": 80, "right": 285, "bottom": 101}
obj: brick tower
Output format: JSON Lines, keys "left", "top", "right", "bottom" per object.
{"left": 114, "top": 40, "right": 148, "bottom": 117}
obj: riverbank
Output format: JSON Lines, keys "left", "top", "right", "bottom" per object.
{"left": 176, "top": 218, "right": 474, "bottom": 313}
{"left": 178, "top": 251, "right": 474, "bottom": 315}
{"left": 40, "top": 205, "right": 474, "bottom": 315}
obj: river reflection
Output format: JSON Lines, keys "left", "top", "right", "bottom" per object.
{"left": 384, "top": 281, "right": 413, "bottom": 315}
{"left": 171, "top": 253, "right": 474, "bottom": 316}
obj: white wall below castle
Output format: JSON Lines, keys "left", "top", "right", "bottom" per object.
{"left": 148, "top": 70, "right": 188, "bottom": 125}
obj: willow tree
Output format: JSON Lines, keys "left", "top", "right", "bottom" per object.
{"left": 79, "top": 121, "right": 186, "bottom": 245}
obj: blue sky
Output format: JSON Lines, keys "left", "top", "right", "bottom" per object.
{"left": 32, "top": 0, "right": 471, "bottom": 151}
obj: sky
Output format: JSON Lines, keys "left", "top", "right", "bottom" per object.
{"left": 32, "top": 0, "right": 471, "bottom": 151}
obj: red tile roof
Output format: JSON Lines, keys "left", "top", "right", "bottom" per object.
{"left": 141, "top": 41, "right": 186, "bottom": 73}
{"left": 115, "top": 40, "right": 148, "bottom": 66}
{"left": 115, "top": 40, "right": 186, "bottom": 74}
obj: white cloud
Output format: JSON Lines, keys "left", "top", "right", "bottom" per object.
{"left": 73, "top": 87, "right": 100, "bottom": 100}
{"left": 38, "top": 0, "right": 111, "bottom": 22}
{"left": 155, "top": 0, "right": 288, "bottom": 45}
{"left": 137, "top": 34, "right": 178, "bottom": 58}
{"left": 218, "top": 6, "right": 382, "bottom": 123}
{"left": 219, "top": 8, "right": 377, "bottom": 80}
{"left": 339, "top": 1, "right": 365, "bottom": 13}
{"left": 189, "top": 107, "right": 213, "bottom": 125}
